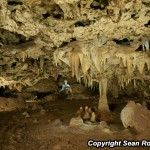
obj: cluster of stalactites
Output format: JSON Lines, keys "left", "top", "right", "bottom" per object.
{"left": 53, "top": 41, "right": 150, "bottom": 90}
{"left": 16, "top": 45, "right": 45, "bottom": 63}
{"left": 54, "top": 45, "right": 115, "bottom": 95}
{"left": 116, "top": 51, "right": 150, "bottom": 75}
{"left": 0, "top": 77, "right": 22, "bottom": 91}
{"left": 116, "top": 50, "right": 150, "bottom": 89}
{"left": 15, "top": 45, "right": 45, "bottom": 71}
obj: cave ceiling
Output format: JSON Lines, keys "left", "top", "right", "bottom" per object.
{"left": 0, "top": 0, "right": 150, "bottom": 93}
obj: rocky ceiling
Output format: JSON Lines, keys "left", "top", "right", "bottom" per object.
{"left": 0, "top": 0, "right": 150, "bottom": 110}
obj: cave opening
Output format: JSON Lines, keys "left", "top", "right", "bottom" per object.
{"left": 7, "top": 0, "right": 23, "bottom": 5}
{"left": 36, "top": 92, "right": 50, "bottom": 99}
{"left": 113, "top": 38, "right": 131, "bottom": 45}
{"left": 42, "top": 12, "right": 50, "bottom": 19}
{"left": 144, "top": 20, "right": 150, "bottom": 27}
{"left": 53, "top": 14, "right": 63, "bottom": 19}
{"left": 131, "top": 13, "right": 139, "bottom": 20}
{"left": 70, "top": 38, "right": 77, "bottom": 42}
{"left": 0, "top": 87, "right": 17, "bottom": 98}
{"left": 59, "top": 41, "right": 69, "bottom": 48}
{"left": 75, "top": 20, "right": 95, "bottom": 27}
{"left": 75, "top": 21, "right": 88, "bottom": 27}
{"left": 109, "top": 103, "right": 117, "bottom": 111}
{"left": 11, "top": 62, "right": 17, "bottom": 68}
{"left": 135, "top": 45, "right": 143, "bottom": 51}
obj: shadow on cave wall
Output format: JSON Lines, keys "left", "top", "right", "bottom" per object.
{"left": 0, "top": 29, "right": 37, "bottom": 45}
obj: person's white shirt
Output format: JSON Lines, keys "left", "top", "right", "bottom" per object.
{"left": 59, "top": 80, "right": 71, "bottom": 92}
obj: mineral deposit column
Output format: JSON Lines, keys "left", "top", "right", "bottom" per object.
{"left": 98, "top": 77, "right": 109, "bottom": 112}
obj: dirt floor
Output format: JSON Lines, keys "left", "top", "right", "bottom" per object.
{"left": 0, "top": 94, "right": 150, "bottom": 150}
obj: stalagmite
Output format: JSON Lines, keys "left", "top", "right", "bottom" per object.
{"left": 133, "top": 79, "right": 136, "bottom": 88}
{"left": 81, "top": 54, "right": 91, "bottom": 74}
{"left": 137, "top": 61, "right": 145, "bottom": 74}
{"left": 98, "top": 77, "right": 109, "bottom": 112}
{"left": 126, "top": 56, "right": 133, "bottom": 75}
{"left": 90, "top": 112, "right": 96, "bottom": 122}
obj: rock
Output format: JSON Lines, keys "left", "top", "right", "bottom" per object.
{"left": 40, "top": 109, "right": 46, "bottom": 115}
{"left": 120, "top": 101, "right": 150, "bottom": 132}
{"left": 43, "top": 94, "right": 57, "bottom": 101}
{"left": 109, "top": 124, "right": 122, "bottom": 131}
{"left": 22, "top": 111, "right": 30, "bottom": 118}
{"left": 52, "top": 119, "right": 63, "bottom": 126}
{"left": 26, "top": 114, "right": 30, "bottom": 118}
{"left": 69, "top": 117, "right": 84, "bottom": 126}
{"left": 17, "top": 92, "right": 35, "bottom": 100}
{"left": 99, "top": 121, "right": 109, "bottom": 129}
{"left": 33, "top": 118, "right": 38, "bottom": 123}
{"left": 71, "top": 84, "right": 86, "bottom": 94}
{"left": 32, "top": 103, "right": 37, "bottom": 110}
{"left": 25, "top": 78, "right": 59, "bottom": 93}
{"left": 84, "top": 121, "right": 93, "bottom": 125}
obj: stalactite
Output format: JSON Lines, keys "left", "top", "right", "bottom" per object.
{"left": 126, "top": 56, "right": 133, "bottom": 75}
{"left": 15, "top": 83, "right": 22, "bottom": 92}
{"left": 133, "top": 79, "right": 137, "bottom": 88}
{"left": 137, "top": 61, "right": 145, "bottom": 74}
{"left": 39, "top": 56, "right": 44, "bottom": 70}
{"left": 122, "top": 55, "right": 127, "bottom": 67}
{"left": 81, "top": 53, "right": 91, "bottom": 74}
{"left": 90, "top": 48, "right": 101, "bottom": 72}
{"left": 69, "top": 49, "right": 82, "bottom": 81}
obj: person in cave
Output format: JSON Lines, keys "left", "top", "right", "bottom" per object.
{"left": 59, "top": 80, "right": 72, "bottom": 95}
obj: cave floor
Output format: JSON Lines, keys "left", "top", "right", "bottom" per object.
{"left": 0, "top": 95, "right": 150, "bottom": 150}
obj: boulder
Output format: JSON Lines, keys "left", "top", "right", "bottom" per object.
{"left": 25, "top": 78, "right": 59, "bottom": 93}
{"left": 43, "top": 94, "right": 57, "bottom": 101}
{"left": 52, "top": 119, "right": 63, "bottom": 126}
{"left": 99, "top": 121, "right": 109, "bottom": 129}
{"left": 71, "top": 84, "right": 86, "bottom": 94}
{"left": 69, "top": 117, "right": 84, "bottom": 126}
{"left": 120, "top": 101, "right": 150, "bottom": 132}
{"left": 40, "top": 109, "right": 46, "bottom": 115}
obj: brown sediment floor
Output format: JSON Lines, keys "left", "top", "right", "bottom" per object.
{"left": 0, "top": 96, "right": 150, "bottom": 150}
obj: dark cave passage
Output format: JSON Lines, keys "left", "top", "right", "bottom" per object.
{"left": 113, "top": 38, "right": 131, "bottom": 45}
{"left": 7, "top": 0, "right": 23, "bottom": 5}
{"left": 0, "top": 29, "right": 29, "bottom": 45}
